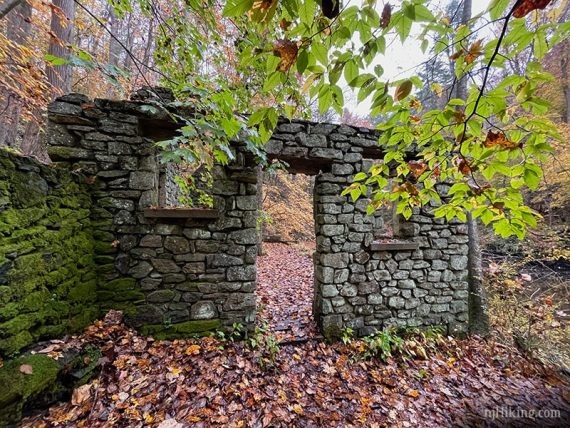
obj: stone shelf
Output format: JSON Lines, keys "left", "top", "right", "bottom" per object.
{"left": 143, "top": 208, "right": 219, "bottom": 219}
{"left": 370, "top": 240, "right": 419, "bottom": 252}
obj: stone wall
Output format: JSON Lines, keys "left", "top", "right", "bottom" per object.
{"left": 266, "top": 120, "right": 469, "bottom": 337}
{"left": 0, "top": 149, "right": 97, "bottom": 357}
{"left": 46, "top": 94, "right": 259, "bottom": 338}
{"left": 41, "top": 92, "right": 472, "bottom": 340}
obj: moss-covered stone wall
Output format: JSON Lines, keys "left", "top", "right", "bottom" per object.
{"left": 0, "top": 149, "right": 98, "bottom": 357}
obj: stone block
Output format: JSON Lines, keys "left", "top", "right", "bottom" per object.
{"left": 152, "top": 259, "right": 181, "bottom": 273}
{"left": 388, "top": 296, "right": 405, "bottom": 309}
{"left": 129, "top": 171, "right": 156, "bottom": 190}
{"left": 321, "top": 252, "right": 349, "bottom": 268}
{"left": 147, "top": 289, "right": 176, "bottom": 303}
{"left": 322, "top": 284, "right": 339, "bottom": 298}
{"left": 164, "top": 236, "right": 190, "bottom": 254}
{"left": 191, "top": 301, "right": 218, "bottom": 319}
{"left": 227, "top": 265, "right": 256, "bottom": 281}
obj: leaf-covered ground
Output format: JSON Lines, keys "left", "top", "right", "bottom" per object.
{"left": 257, "top": 242, "right": 318, "bottom": 342}
{"left": 23, "top": 244, "right": 570, "bottom": 428}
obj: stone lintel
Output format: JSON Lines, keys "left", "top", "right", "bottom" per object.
{"left": 143, "top": 208, "right": 219, "bottom": 219}
{"left": 370, "top": 240, "right": 419, "bottom": 252}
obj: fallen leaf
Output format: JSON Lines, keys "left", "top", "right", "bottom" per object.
{"left": 19, "top": 364, "right": 33, "bottom": 375}
{"left": 407, "top": 389, "right": 420, "bottom": 398}
{"left": 185, "top": 344, "right": 201, "bottom": 355}
{"left": 71, "top": 384, "right": 92, "bottom": 405}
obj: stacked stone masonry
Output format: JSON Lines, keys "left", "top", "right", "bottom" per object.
{"left": 0, "top": 150, "right": 97, "bottom": 356}
{"left": 37, "top": 92, "right": 471, "bottom": 340}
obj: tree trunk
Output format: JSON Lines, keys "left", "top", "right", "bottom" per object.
{"left": 561, "top": 48, "right": 570, "bottom": 124}
{"left": 467, "top": 211, "right": 490, "bottom": 335}
{"left": 455, "top": 0, "right": 490, "bottom": 336}
{"left": 0, "top": 0, "right": 23, "bottom": 20}
{"left": 108, "top": 5, "right": 122, "bottom": 67}
{"left": 46, "top": 0, "right": 75, "bottom": 96}
{"left": 455, "top": 0, "right": 472, "bottom": 101}
{"left": 0, "top": 0, "right": 31, "bottom": 148}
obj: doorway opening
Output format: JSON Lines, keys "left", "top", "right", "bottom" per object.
{"left": 256, "top": 171, "right": 318, "bottom": 342}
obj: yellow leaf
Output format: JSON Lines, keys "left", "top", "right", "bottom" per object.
{"left": 431, "top": 83, "right": 443, "bottom": 98}
{"left": 185, "top": 345, "right": 201, "bottom": 355}
{"left": 291, "top": 404, "right": 304, "bottom": 415}
{"left": 302, "top": 73, "right": 321, "bottom": 94}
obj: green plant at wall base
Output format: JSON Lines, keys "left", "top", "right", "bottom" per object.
{"left": 345, "top": 327, "right": 447, "bottom": 362}
{"left": 340, "top": 326, "right": 354, "bottom": 345}
{"left": 247, "top": 321, "right": 280, "bottom": 370}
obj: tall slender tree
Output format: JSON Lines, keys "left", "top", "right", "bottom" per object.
{"left": 46, "top": 0, "right": 75, "bottom": 95}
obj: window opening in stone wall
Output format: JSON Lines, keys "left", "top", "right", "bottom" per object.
{"left": 256, "top": 171, "right": 319, "bottom": 342}
{"left": 158, "top": 162, "right": 214, "bottom": 209}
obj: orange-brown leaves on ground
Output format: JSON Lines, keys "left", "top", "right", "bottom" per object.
{"left": 273, "top": 39, "right": 299, "bottom": 72}
{"left": 185, "top": 344, "right": 201, "bottom": 355}
{"left": 513, "top": 0, "right": 554, "bottom": 18}
{"left": 408, "top": 160, "right": 428, "bottom": 178}
{"left": 465, "top": 39, "right": 483, "bottom": 64}
{"left": 381, "top": 3, "right": 392, "bottom": 28}
{"left": 483, "top": 130, "right": 519, "bottom": 149}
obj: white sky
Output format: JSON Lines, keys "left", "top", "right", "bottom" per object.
{"left": 346, "top": 0, "right": 492, "bottom": 116}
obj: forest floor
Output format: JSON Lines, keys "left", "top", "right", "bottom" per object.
{"left": 23, "top": 243, "right": 570, "bottom": 428}
{"left": 257, "top": 242, "right": 318, "bottom": 342}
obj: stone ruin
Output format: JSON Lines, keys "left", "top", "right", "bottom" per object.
{"left": 42, "top": 92, "right": 472, "bottom": 340}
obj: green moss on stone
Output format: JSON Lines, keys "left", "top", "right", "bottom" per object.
{"left": 100, "top": 278, "right": 136, "bottom": 291}
{"left": 0, "top": 331, "right": 33, "bottom": 356}
{"left": 0, "top": 354, "right": 60, "bottom": 425}
{"left": 68, "top": 280, "right": 97, "bottom": 303}
{"left": 97, "top": 290, "right": 145, "bottom": 302}
{"left": 140, "top": 319, "right": 221, "bottom": 340}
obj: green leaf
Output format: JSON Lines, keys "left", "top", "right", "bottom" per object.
{"left": 44, "top": 54, "right": 70, "bottom": 66}
{"left": 488, "top": 0, "right": 510, "bottom": 21}
{"left": 354, "top": 172, "right": 367, "bottom": 181}
{"left": 297, "top": 49, "right": 309, "bottom": 73}
{"left": 312, "top": 42, "right": 328, "bottom": 66}
{"left": 299, "top": 0, "right": 316, "bottom": 27}
{"left": 523, "top": 165, "right": 541, "bottom": 190}
{"left": 344, "top": 60, "right": 358, "bottom": 84}
{"left": 222, "top": 0, "right": 253, "bottom": 17}
{"left": 534, "top": 30, "right": 548, "bottom": 60}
